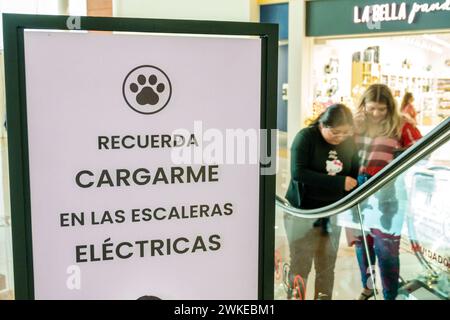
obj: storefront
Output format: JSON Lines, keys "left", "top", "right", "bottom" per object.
{"left": 306, "top": 0, "right": 450, "bottom": 132}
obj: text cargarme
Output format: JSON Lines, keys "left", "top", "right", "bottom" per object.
{"left": 75, "top": 165, "right": 219, "bottom": 188}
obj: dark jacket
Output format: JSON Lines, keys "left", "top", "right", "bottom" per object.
{"left": 285, "top": 125, "right": 359, "bottom": 209}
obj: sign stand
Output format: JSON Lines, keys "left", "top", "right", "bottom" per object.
{"left": 3, "top": 13, "right": 278, "bottom": 300}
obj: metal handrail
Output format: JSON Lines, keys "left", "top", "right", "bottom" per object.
{"left": 276, "top": 117, "right": 450, "bottom": 219}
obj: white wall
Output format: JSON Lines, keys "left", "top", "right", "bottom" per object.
{"left": 0, "top": 0, "right": 87, "bottom": 50}
{"left": 113, "top": 0, "right": 259, "bottom": 22}
{"left": 288, "top": 0, "right": 313, "bottom": 147}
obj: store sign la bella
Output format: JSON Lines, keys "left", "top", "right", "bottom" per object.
{"left": 354, "top": 0, "right": 450, "bottom": 25}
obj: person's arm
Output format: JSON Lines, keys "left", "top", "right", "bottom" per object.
{"left": 407, "top": 104, "right": 417, "bottom": 118}
{"left": 290, "top": 129, "right": 346, "bottom": 191}
{"left": 403, "top": 104, "right": 417, "bottom": 122}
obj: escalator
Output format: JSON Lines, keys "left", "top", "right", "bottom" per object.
{"left": 274, "top": 117, "right": 450, "bottom": 300}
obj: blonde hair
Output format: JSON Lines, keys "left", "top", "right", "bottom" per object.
{"left": 357, "top": 84, "right": 402, "bottom": 138}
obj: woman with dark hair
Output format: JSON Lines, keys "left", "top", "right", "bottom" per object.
{"left": 284, "top": 104, "right": 359, "bottom": 300}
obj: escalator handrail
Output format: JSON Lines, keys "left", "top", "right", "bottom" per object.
{"left": 276, "top": 117, "right": 450, "bottom": 219}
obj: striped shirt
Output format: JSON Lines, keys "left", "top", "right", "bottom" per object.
{"left": 356, "top": 122, "right": 422, "bottom": 176}
{"left": 355, "top": 118, "right": 422, "bottom": 176}
{"left": 355, "top": 135, "right": 400, "bottom": 176}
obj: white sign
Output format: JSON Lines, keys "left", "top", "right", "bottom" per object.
{"left": 353, "top": 0, "right": 450, "bottom": 25}
{"left": 407, "top": 170, "right": 450, "bottom": 274}
{"left": 23, "top": 30, "right": 262, "bottom": 299}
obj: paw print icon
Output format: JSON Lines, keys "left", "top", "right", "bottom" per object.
{"left": 122, "top": 65, "right": 172, "bottom": 114}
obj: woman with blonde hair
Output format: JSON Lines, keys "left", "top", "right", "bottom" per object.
{"left": 352, "top": 84, "right": 421, "bottom": 300}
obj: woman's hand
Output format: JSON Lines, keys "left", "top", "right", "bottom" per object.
{"left": 353, "top": 111, "right": 366, "bottom": 134}
{"left": 345, "top": 176, "right": 358, "bottom": 191}
{"left": 354, "top": 111, "right": 365, "bottom": 123}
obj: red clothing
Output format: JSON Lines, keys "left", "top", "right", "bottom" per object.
{"left": 402, "top": 104, "right": 417, "bottom": 121}
{"left": 401, "top": 121, "right": 422, "bottom": 148}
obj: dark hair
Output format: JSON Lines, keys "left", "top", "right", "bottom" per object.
{"left": 401, "top": 92, "right": 413, "bottom": 111}
{"left": 310, "top": 103, "right": 354, "bottom": 128}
